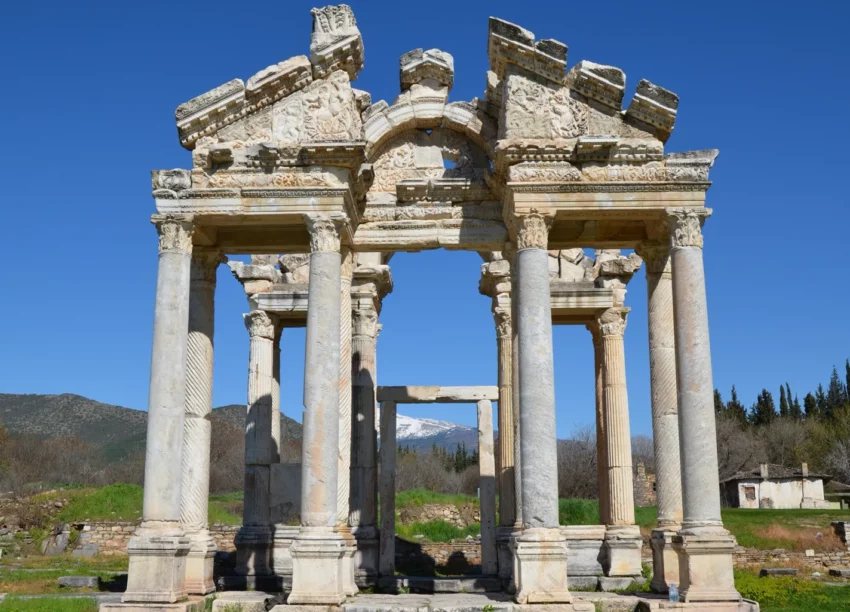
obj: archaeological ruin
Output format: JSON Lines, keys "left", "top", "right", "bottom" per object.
{"left": 109, "top": 4, "right": 757, "bottom": 611}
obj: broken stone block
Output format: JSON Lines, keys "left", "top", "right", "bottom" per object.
{"left": 59, "top": 575, "right": 100, "bottom": 588}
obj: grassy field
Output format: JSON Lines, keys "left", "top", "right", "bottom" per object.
{"left": 736, "top": 570, "right": 850, "bottom": 611}
{"left": 0, "top": 597, "right": 99, "bottom": 612}
{"left": 0, "top": 555, "right": 128, "bottom": 595}
{"left": 395, "top": 489, "right": 478, "bottom": 508}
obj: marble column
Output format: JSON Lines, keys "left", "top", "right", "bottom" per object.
{"left": 511, "top": 213, "right": 571, "bottom": 604}
{"left": 180, "top": 249, "right": 223, "bottom": 595}
{"left": 289, "top": 215, "right": 347, "bottom": 605}
{"left": 378, "top": 400, "right": 397, "bottom": 580}
{"left": 667, "top": 208, "right": 739, "bottom": 602}
{"left": 350, "top": 305, "right": 380, "bottom": 584}
{"left": 588, "top": 324, "right": 610, "bottom": 526}
{"left": 637, "top": 243, "right": 683, "bottom": 594}
{"left": 123, "top": 215, "right": 193, "bottom": 604}
{"left": 477, "top": 399, "right": 498, "bottom": 577}
{"left": 337, "top": 249, "right": 358, "bottom": 596}
{"left": 597, "top": 308, "right": 642, "bottom": 578}
{"left": 494, "top": 306, "right": 517, "bottom": 581}
{"left": 235, "top": 310, "right": 276, "bottom": 577}
{"left": 272, "top": 321, "right": 283, "bottom": 463}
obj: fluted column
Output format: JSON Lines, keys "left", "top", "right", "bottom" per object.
{"left": 350, "top": 305, "right": 380, "bottom": 583}
{"left": 235, "top": 310, "right": 276, "bottom": 577}
{"left": 667, "top": 208, "right": 739, "bottom": 602}
{"left": 637, "top": 243, "right": 683, "bottom": 593}
{"left": 337, "top": 249, "right": 358, "bottom": 596}
{"left": 290, "top": 214, "right": 347, "bottom": 605}
{"left": 495, "top": 307, "right": 517, "bottom": 530}
{"left": 511, "top": 213, "right": 570, "bottom": 604}
{"left": 587, "top": 324, "right": 610, "bottom": 525}
{"left": 597, "top": 308, "right": 642, "bottom": 577}
{"left": 180, "top": 248, "right": 223, "bottom": 595}
{"left": 123, "top": 215, "right": 193, "bottom": 604}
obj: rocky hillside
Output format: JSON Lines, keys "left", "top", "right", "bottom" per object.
{"left": 0, "top": 394, "right": 302, "bottom": 459}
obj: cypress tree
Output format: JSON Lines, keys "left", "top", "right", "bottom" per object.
{"left": 804, "top": 392, "right": 818, "bottom": 418}
{"left": 827, "top": 367, "right": 845, "bottom": 417}
{"left": 751, "top": 389, "right": 776, "bottom": 426}
{"left": 846, "top": 359, "right": 850, "bottom": 400}
{"left": 726, "top": 385, "right": 747, "bottom": 424}
{"left": 779, "top": 385, "right": 789, "bottom": 418}
{"left": 791, "top": 394, "right": 803, "bottom": 420}
{"left": 816, "top": 384, "right": 828, "bottom": 415}
{"left": 714, "top": 389, "right": 725, "bottom": 414}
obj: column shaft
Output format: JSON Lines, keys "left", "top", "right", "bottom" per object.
{"left": 378, "top": 401, "right": 396, "bottom": 577}
{"left": 350, "top": 308, "right": 379, "bottom": 529}
{"left": 272, "top": 323, "right": 283, "bottom": 462}
{"left": 337, "top": 250, "right": 354, "bottom": 525}
{"left": 181, "top": 249, "right": 221, "bottom": 595}
{"left": 478, "top": 400, "right": 498, "bottom": 576}
{"left": 124, "top": 215, "right": 193, "bottom": 604}
{"left": 600, "top": 312, "right": 635, "bottom": 526}
{"left": 591, "top": 327, "right": 610, "bottom": 525}
{"left": 495, "top": 310, "right": 516, "bottom": 529}
{"left": 517, "top": 246, "right": 559, "bottom": 529}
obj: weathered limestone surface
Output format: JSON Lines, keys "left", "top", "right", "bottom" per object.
{"left": 476, "top": 400, "right": 498, "bottom": 577}
{"left": 377, "top": 386, "right": 498, "bottom": 403}
{"left": 180, "top": 249, "right": 223, "bottom": 595}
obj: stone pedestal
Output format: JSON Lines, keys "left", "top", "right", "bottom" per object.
{"left": 513, "top": 214, "right": 570, "bottom": 604}
{"left": 651, "top": 528, "right": 681, "bottom": 593}
{"left": 668, "top": 209, "right": 739, "bottom": 603}
{"left": 511, "top": 528, "right": 572, "bottom": 604}
{"left": 603, "top": 525, "right": 642, "bottom": 578}
{"left": 123, "top": 216, "right": 194, "bottom": 605}
{"left": 289, "top": 215, "right": 347, "bottom": 605}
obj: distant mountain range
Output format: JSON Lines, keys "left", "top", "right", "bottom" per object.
{"left": 0, "top": 394, "right": 478, "bottom": 457}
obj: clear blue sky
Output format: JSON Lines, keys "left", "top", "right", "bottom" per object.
{"left": 1, "top": 0, "right": 848, "bottom": 438}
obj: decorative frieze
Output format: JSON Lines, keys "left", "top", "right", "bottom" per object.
{"left": 667, "top": 207, "right": 710, "bottom": 249}
{"left": 400, "top": 48, "right": 454, "bottom": 91}
{"left": 153, "top": 215, "right": 194, "bottom": 254}
{"left": 626, "top": 79, "right": 679, "bottom": 138}
{"left": 488, "top": 17, "right": 567, "bottom": 86}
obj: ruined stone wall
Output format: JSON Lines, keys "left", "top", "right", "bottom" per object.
{"left": 633, "top": 462, "right": 657, "bottom": 507}
{"left": 396, "top": 503, "right": 480, "bottom": 529}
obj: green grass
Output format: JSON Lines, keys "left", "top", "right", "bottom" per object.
{"left": 54, "top": 484, "right": 144, "bottom": 522}
{"left": 721, "top": 508, "right": 850, "bottom": 550}
{"left": 0, "top": 597, "right": 99, "bottom": 611}
{"left": 556, "top": 499, "right": 657, "bottom": 528}
{"left": 395, "top": 489, "right": 478, "bottom": 508}
{"left": 396, "top": 519, "right": 480, "bottom": 542}
{"left": 733, "top": 570, "right": 850, "bottom": 611}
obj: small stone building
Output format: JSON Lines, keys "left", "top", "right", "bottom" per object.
{"left": 720, "top": 463, "right": 831, "bottom": 509}
{"left": 633, "top": 462, "right": 657, "bottom": 507}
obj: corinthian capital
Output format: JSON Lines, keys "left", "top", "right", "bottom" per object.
{"left": 190, "top": 249, "right": 227, "bottom": 283}
{"left": 597, "top": 308, "right": 629, "bottom": 338}
{"left": 305, "top": 214, "right": 344, "bottom": 253}
{"left": 493, "top": 307, "right": 512, "bottom": 339}
{"left": 243, "top": 310, "right": 276, "bottom": 340}
{"left": 152, "top": 214, "right": 194, "bottom": 254}
{"left": 635, "top": 243, "right": 671, "bottom": 277}
{"left": 340, "top": 248, "right": 355, "bottom": 280}
{"left": 513, "top": 212, "right": 553, "bottom": 250}
{"left": 352, "top": 308, "right": 379, "bottom": 338}
{"left": 666, "top": 208, "right": 711, "bottom": 249}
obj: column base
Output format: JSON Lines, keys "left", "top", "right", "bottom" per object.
{"left": 673, "top": 528, "right": 740, "bottom": 603}
{"left": 123, "top": 526, "right": 190, "bottom": 604}
{"left": 338, "top": 525, "right": 359, "bottom": 597}
{"left": 234, "top": 525, "right": 272, "bottom": 577}
{"left": 101, "top": 597, "right": 207, "bottom": 612}
{"left": 352, "top": 525, "right": 379, "bottom": 587}
{"left": 183, "top": 530, "right": 216, "bottom": 596}
{"left": 496, "top": 526, "right": 516, "bottom": 582}
{"left": 289, "top": 527, "right": 347, "bottom": 605}
{"left": 651, "top": 526, "right": 681, "bottom": 594}
{"left": 511, "top": 527, "right": 571, "bottom": 604}
{"left": 271, "top": 524, "right": 299, "bottom": 586}
{"left": 604, "top": 525, "right": 642, "bottom": 577}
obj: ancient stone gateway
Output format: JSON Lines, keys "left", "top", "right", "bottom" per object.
{"left": 108, "top": 4, "right": 756, "bottom": 611}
